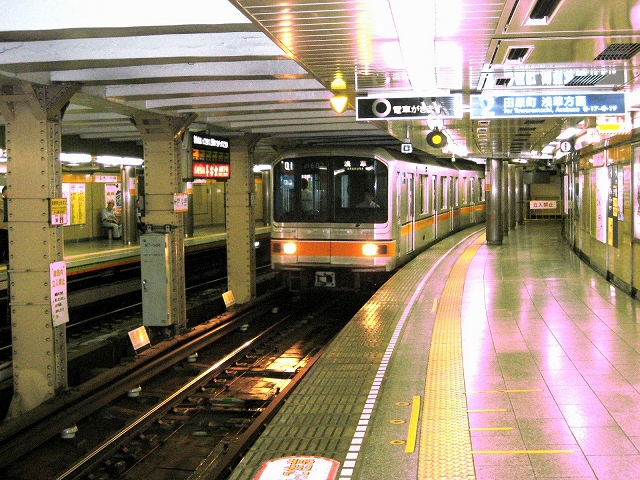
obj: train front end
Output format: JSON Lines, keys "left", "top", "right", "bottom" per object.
{"left": 270, "top": 149, "right": 394, "bottom": 290}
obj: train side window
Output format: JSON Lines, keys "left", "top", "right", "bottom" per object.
{"left": 452, "top": 176, "right": 458, "bottom": 207}
{"left": 419, "top": 174, "right": 429, "bottom": 214}
{"left": 440, "top": 176, "right": 448, "bottom": 210}
{"left": 431, "top": 176, "right": 437, "bottom": 213}
{"left": 463, "top": 177, "right": 469, "bottom": 204}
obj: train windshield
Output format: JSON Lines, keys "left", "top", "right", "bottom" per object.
{"left": 273, "top": 156, "right": 388, "bottom": 223}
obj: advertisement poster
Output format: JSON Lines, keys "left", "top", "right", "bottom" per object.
{"left": 634, "top": 145, "right": 640, "bottom": 241}
{"left": 595, "top": 167, "right": 607, "bottom": 243}
{"left": 607, "top": 166, "right": 618, "bottom": 248}
{"left": 104, "top": 183, "right": 122, "bottom": 215}
{"left": 62, "top": 183, "right": 86, "bottom": 225}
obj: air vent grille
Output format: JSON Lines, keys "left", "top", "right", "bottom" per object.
{"left": 507, "top": 47, "right": 530, "bottom": 62}
{"left": 530, "top": 0, "right": 562, "bottom": 20}
{"left": 565, "top": 74, "right": 607, "bottom": 86}
{"left": 595, "top": 43, "right": 640, "bottom": 61}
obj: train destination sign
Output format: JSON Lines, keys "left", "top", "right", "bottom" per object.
{"left": 470, "top": 92, "right": 626, "bottom": 119}
{"left": 191, "top": 132, "right": 231, "bottom": 180}
{"left": 356, "top": 95, "right": 463, "bottom": 120}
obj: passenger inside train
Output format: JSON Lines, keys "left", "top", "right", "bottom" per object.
{"left": 356, "top": 190, "right": 379, "bottom": 208}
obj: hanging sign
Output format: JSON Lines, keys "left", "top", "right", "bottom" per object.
{"left": 356, "top": 95, "right": 463, "bottom": 120}
{"left": 192, "top": 132, "right": 231, "bottom": 179}
{"left": 470, "top": 92, "right": 626, "bottom": 118}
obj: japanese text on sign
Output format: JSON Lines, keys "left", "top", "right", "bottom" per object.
{"left": 530, "top": 200, "right": 557, "bottom": 209}
{"left": 192, "top": 162, "right": 230, "bottom": 179}
{"left": 50, "top": 261, "right": 69, "bottom": 326}
{"left": 470, "top": 92, "right": 626, "bottom": 118}
{"left": 356, "top": 95, "right": 463, "bottom": 120}
{"left": 252, "top": 456, "right": 340, "bottom": 480}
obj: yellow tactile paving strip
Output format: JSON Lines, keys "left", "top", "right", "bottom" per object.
{"left": 418, "top": 234, "right": 485, "bottom": 480}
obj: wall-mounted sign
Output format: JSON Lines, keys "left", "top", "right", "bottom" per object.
{"left": 356, "top": 95, "right": 463, "bottom": 120}
{"left": 49, "top": 198, "right": 68, "bottom": 226}
{"left": 173, "top": 193, "right": 188, "bottom": 213}
{"left": 470, "top": 92, "right": 626, "bottom": 118}
{"left": 192, "top": 132, "right": 231, "bottom": 179}
{"left": 50, "top": 261, "right": 69, "bottom": 326}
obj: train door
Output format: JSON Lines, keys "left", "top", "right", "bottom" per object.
{"left": 450, "top": 176, "right": 457, "bottom": 231}
{"left": 432, "top": 175, "right": 438, "bottom": 239}
{"left": 397, "top": 171, "right": 415, "bottom": 254}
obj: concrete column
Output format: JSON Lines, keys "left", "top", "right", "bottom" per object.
{"left": 515, "top": 167, "right": 524, "bottom": 225}
{"left": 133, "top": 113, "right": 194, "bottom": 335}
{"left": 486, "top": 158, "right": 503, "bottom": 245}
{"left": 501, "top": 161, "right": 509, "bottom": 236}
{"left": 121, "top": 166, "right": 138, "bottom": 245}
{"left": 508, "top": 163, "right": 516, "bottom": 229}
{"left": 226, "top": 134, "right": 260, "bottom": 304}
{"left": 1, "top": 82, "right": 77, "bottom": 416}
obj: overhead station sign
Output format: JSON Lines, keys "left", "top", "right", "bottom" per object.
{"left": 470, "top": 92, "right": 626, "bottom": 119}
{"left": 356, "top": 95, "right": 463, "bottom": 120}
{"left": 191, "top": 132, "right": 231, "bottom": 180}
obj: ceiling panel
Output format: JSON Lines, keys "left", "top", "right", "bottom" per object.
{"left": 0, "top": 0, "right": 637, "bottom": 165}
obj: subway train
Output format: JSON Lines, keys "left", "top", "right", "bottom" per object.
{"left": 269, "top": 147, "right": 486, "bottom": 290}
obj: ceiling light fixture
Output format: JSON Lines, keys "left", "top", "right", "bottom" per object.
{"left": 329, "top": 72, "right": 349, "bottom": 114}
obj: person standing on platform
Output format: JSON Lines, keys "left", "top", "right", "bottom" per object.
{"left": 101, "top": 200, "right": 122, "bottom": 239}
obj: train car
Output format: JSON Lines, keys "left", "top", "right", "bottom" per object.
{"left": 270, "top": 147, "right": 486, "bottom": 290}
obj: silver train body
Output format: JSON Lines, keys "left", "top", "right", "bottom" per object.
{"left": 270, "top": 147, "right": 486, "bottom": 289}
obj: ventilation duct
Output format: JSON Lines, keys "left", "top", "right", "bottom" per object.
{"left": 530, "top": 0, "right": 562, "bottom": 20}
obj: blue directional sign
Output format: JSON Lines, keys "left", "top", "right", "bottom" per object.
{"left": 356, "top": 95, "right": 463, "bottom": 120}
{"left": 470, "top": 92, "right": 626, "bottom": 119}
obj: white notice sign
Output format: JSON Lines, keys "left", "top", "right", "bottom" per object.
{"left": 50, "top": 261, "right": 69, "bottom": 326}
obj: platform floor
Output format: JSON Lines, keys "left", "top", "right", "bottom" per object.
{"left": 227, "top": 221, "right": 640, "bottom": 480}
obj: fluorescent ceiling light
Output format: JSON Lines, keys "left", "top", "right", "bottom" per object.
{"left": 389, "top": 0, "right": 440, "bottom": 93}
{"left": 556, "top": 127, "right": 582, "bottom": 140}
{"left": 96, "top": 155, "right": 143, "bottom": 166}
{"left": 60, "top": 153, "right": 92, "bottom": 164}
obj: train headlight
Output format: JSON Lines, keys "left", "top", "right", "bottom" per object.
{"left": 283, "top": 242, "right": 297, "bottom": 255}
{"left": 362, "top": 243, "right": 378, "bottom": 256}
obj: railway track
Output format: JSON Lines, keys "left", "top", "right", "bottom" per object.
{"left": 0, "top": 290, "right": 369, "bottom": 480}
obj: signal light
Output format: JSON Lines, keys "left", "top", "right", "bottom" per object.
{"left": 426, "top": 128, "right": 448, "bottom": 149}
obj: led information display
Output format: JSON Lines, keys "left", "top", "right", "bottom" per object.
{"left": 470, "top": 92, "right": 626, "bottom": 118}
{"left": 192, "top": 132, "right": 231, "bottom": 179}
{"left": 356, "top": 95, "right": 463, "bottom": 120}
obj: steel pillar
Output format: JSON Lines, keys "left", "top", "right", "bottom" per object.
{"left": 508, "top": 163, "right": 516, "bottom": 229}
{"left": 515, "top": 166, "right": 524, "bottom": 225}
{"left": 2, "top": 82, "right": 77, "bottom": 417}
{"left": 501, "top": 161, "right": 509, "bottom": 236}
{"left": 133, "top": 113, "right": 194, "bottom": 334}
{"left": 226, "top": 134, "right": 259, "bottom": 304}
{"left": 486, "top": 158, "right": 503, "bottom": 245}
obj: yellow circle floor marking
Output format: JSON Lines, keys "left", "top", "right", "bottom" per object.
{"left": 390, "top": 419, "right": 406, "bottom": 424}
{"left": 396, "top": 402, "right": 410, "bottom": 406}
{"left": 418, "top": 233, "right": 485, "bottom": 480}
{"left": 390, "top": 440, "right": 406, "bottom": 445}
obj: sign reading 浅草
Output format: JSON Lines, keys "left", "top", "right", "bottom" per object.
{"left": 470, "top": 92, "right": 626, "bottom": 118}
